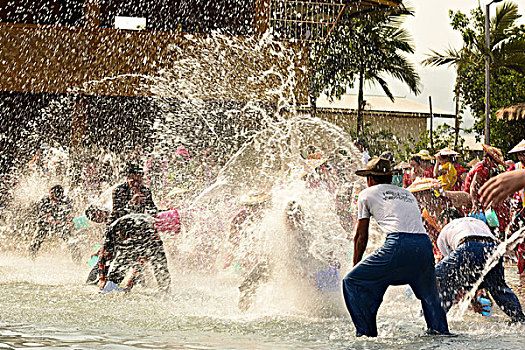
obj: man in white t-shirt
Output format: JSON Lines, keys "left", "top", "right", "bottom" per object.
{"left": 355, "top": 138, "right": 371, "bottom": 165}
{"left": 342, "top": 157, "right": 449, "bottom": 337}
{"left": 435, "top": 209, "right": 525, "bottom": 322}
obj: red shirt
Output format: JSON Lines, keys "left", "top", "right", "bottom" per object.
{"left": 463, "top": 160, "right": 511, "bottom": 233}
{"left": 423, "top": 165, "right": 434, "bottom": 178}
{"left": 463, "top": 161, "right": 489, "bottom": 193}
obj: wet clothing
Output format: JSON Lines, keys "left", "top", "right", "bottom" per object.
{"left": 437, "top": 217, "right": 496, "bottom": 256}
{"left": 463, "top": 160, "right": 511, "bottom": 234}
{"left": 98, "top": 214, "right": 171, "bottom": 292}
{"left": 437, "top": 162, "right": 457, "bottom": 191}
{"left": 435, "top": 221, "right": 525, "bottom": 322}
{"left": 344, "top": 184, "right": 448, "bottom": 337}
{"left": 451, "top": 163, "right": 466, "bottom": 191}
{"left": 30, "top": 195, "right": 79, "bottom": 261}
{"left": 357, "top": 184, "right": 426, "bottom": 235}
{"left": 110, "top": 182, "right": 157, "bottom": 223}
{"left": 343, "top": 233, "right": 449, "bottom": 337}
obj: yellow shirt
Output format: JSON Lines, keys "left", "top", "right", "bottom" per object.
{"left": 438, "top": 162, "right": 457, "bottom": 191}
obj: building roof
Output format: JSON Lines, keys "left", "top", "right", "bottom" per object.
{"left": 496, "top": 103, "right": 525, "bottom": 121}
{"left": 463, "top": 135, "right": 484, "bottom": 151}
{"left": 315, "top": 94, "right": 455, "bottom": 119}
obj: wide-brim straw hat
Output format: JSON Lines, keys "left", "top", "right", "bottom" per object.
{"left": 407, "top": 178, "right": 443, "bottom": 193}
{"left": 436, "top": 147, "right": 461, "bottom": 157}
{"left": 166, "top": 187, "right": 188, "bottom": 198}
{"left": 356, "top": 157, "right": 401, "bottom": 177}
{"left": 509, "top": 139, "right": 525, "bottom": 154}
{"left": 482, "top": 144, "right": 506, "bottom": 166}
{"left": 300, "top": 154, "right": 328, "bottom": 177}
{"left": 466, "top": 157, "right": 480, "bottom": 168}
{"left": 239, "top": 190, "right": 272, "bottom": 206}
{"left": 394, "top": 161, "right": 411, "bottom": 169}
{"left": 412, "top": 149, "right": 434, "bottom": 160}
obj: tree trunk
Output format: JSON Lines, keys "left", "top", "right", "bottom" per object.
{"left": 356, "top": 67, "right": 364, "bottom": 137}
{"left": 454, "top": 90, "right": 460, "bottom": 148}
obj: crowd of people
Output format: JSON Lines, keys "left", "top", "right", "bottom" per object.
{"left": 11, "top": 136, "right": 525, "bottom": 337}
{"left": 344, "top": 139, "right": 525, "bottom": 337}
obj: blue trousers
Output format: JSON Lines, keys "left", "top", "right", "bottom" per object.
{"left": 435, "top": 241, "right": 525, "bottom": 322}
{"left": 342, "top": 233, "right": 449, "bottom": 337}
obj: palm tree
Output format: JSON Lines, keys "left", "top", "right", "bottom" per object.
{"left": 423, "top": 1, "right": 525, "bottom": 145}
{"left": 315, "top": 4, "right": 421, "bottom": 136}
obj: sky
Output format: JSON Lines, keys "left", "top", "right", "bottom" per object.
{"left": 347, "top": 0, "right": 525, "bottom": 132}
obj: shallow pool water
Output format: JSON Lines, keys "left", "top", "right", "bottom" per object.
{"left": 1, "top": 253, "right": 524, "bottom": 349}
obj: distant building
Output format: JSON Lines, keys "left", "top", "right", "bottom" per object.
{"left": 0, "top": 1, "right": 400, "bottom": 172}
{"left": 304, "top": 93, "right": 455, "bottom": 144}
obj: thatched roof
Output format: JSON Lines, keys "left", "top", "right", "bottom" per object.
{"left": 495, "top": 103, "right": 525, "bottom": 121}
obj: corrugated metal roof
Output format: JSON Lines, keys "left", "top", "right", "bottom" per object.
{"left": 315, "top": 94, "right": 455, "bottom": 118}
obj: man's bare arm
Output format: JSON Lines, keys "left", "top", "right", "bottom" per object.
{"left": 480, "top": 169, "right": 525, "bottom": 206}
{"left": 353, "top": 218, "right": 370, "bottom": 266}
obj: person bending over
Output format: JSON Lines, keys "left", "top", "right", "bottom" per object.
{"left": 435, "top": 208, "right": 525, "bottom": 322}
{"left": 98, "top": 213, "right": 171, "bottom": 293}
{"left": 342, "top": 157, "right": 449, "bottom": 337}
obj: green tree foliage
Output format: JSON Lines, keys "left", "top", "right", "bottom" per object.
{"left": 424, "top": 2, "right": 525, "bottom": 155}
{"left": 312, "top": 3, "right": 421, "bottom": 136}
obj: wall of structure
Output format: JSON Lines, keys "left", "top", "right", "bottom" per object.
{"left": 317, "top": 111, "right": 427, "bottom": 144}
{"left": 0, "top": 24, "right": 308, "bottom": 103}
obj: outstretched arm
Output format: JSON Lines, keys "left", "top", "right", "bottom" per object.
{"left": 353, "top": 218, "right": 370, "bottom": 266}
{"left": 480, "top": 169, "right": 525, "bottom": 206}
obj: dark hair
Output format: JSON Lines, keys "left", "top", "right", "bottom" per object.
{"left": 50, "top": 185, "right": 64, "bottom": 199}
{"left": 124, "top": 162, "right": 143, "bottom": 176}
{"left": 369, "top": 174, "right": 393, "bottom": 184}
{"left": 85, "top": 204, "right": 109, "bottom": 223}
{"left": 410, "top": 156, "right": 421, "bottom": 164}
{"left": 355, "top": 138, "right": 367, "bottom": 148}
{"left": 438, "top": 207, "right": 463, "bottom": 222}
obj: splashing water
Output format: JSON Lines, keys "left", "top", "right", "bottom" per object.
{"left": 1, "top": 28, "right": 525, "bottom": 350}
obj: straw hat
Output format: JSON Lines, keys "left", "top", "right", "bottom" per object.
{"left": 412, "top": 150, "right": 434, "bottom": 160}
{"left": 436, "top": 147, "right": 460, "bottom": 157}
{"left": 407, "top": 178, "right": 443, "bottom": 193}
{"left": 300, "top": 155, "right": 328, "bottom": 177}
{"left": 466, "top": 157, "right": 480, "bottom": 168}
{"left": 239, "top": 190, "right": 272, "bottom": 206}
{"left": 166, "top": 187, "right": 188, "bottom": 197}
{"left": 355, "top": 157, "right": 401, "bottom": 177}
{"left": 509, "top": 139, "right": 525, "bottom": 154}
{"left": 394, "top": 161, "right": 411, "bottom": 169}
{"left": 481, "top": 144, "right": 506, "bottom": 166}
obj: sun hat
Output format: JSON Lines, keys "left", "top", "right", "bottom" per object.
{"left": 436, "top": 147, "right": 460, "bottom": 157}
{"left": 394, "top": 161, "right": 411, "bottom": 169}
{"left": 355, "top": 157, "right": 401, "bottom": 177}
{"left": 481, "top": 144, "right": 506, "bottom": 166}
{"left": 407, "top": 177, "right": 443, "bottom": 193}
{"left": 467, "top": 157, "right": 481, "bottom": 168}
{"left": 300, "top": 154, "right": 328, "bottom": 177}
{"left": 509, "top": 139, "right": 525, "bottom": 154}
{"left": 412, "top": 150, "right": 434, "bottom": 160}
{"left": 239, "top": 190, "right": 272, "bottom": 206}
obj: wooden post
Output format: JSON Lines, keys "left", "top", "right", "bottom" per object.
{"left": 429, "top": 96, "right": 434, "bottom": 150}
{"left": 454, "top": 91, "right": 460, "bottom": 148}
{"left": 254, "top": 0, "right": 270, "bottom": 35}
{"left": 71, "top": 96, "right": 88, "bottom": 152}
{"left": 83, "top": 0, "right": 100, "bottom": 28}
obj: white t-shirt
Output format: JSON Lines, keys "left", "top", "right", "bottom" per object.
{"left": 437, "top": 217, "right": 496, "bottom": 256}
{"left": 357, "top": 184, "right": 426, "bottom": 235}
{"left": 362, "top": 151, "right": 371, "bottom": 165}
